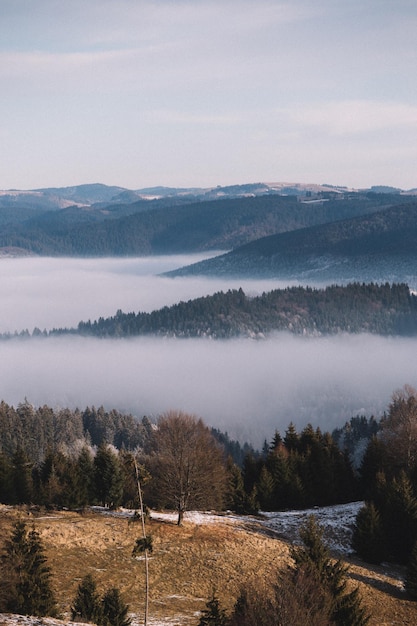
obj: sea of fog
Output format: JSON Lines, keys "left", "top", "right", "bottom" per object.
{"left": 1, "top": 255, "right": 417, "bottom": 447}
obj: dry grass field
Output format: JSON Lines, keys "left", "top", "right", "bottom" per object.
{"left": 0, "top": 505, "right": 417, "bottom": 625}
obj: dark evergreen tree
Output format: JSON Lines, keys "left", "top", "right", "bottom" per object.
{"left": 0, "top": 452, "right": 12, "bottom": 503}
{"left": 405, "top": 541, "right": 417, "bottom": 600}
{"left": 11, "top": 447, "right": 33, "bottom": 504}
{"left": 94, "top": 444, "right": 123, "bottom": 508}
{"left": 229, "top": 570, "right": 333, "bottom": 626}
{"left": 197, "top": 590, "right": 228, "bottom": 626}
{"left": 381, "top": 472, "right": 417, "bottom": 563}
{"left": 37, "top": 448, "right": 67, "bottom": 507}
{"left": 225, "top": 459, "right": 246, "bottom": 513}
{"left": 352, "top": 502, "right": 385, "bottom": 564}
{"left": 71, "top": 573, "right": 103, "bottom": 623}
{"left": 257, "top": 465, "right": 275, "bottom": 511}
{"left": 359, "top": 435, "right": 389, "bottom": 499}
{"left": 75, "top": 446, "right": 96, "bottom": 508}
{"left": 119, "top": 450, "right": 141, "bottom": 509}
{"left": 2, "top": 519, "right": 57, "bottom": 617}
{"left": 284, "top": 422, "right": 299, "bottom": 452}
{"left": 270, "top": 429, "right": 282, "bottom": 451}
{"left": 101, "top": 587, "right": 131, "bottom": 626}
{"left": 291, "top": 516, "right": 369, "bottom": 626}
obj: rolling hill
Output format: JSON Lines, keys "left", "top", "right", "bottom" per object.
{"left": 0, "top": 189, "right": 414, "bottom": 257}
{"left": 168, "top": 201, "right": 417, "bottom": 281}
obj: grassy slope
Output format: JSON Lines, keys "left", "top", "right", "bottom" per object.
{"left": 0, "top": 506, "right": 416, "bottom": 625}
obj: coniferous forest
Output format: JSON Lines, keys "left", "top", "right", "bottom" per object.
{"left": 0, "top": 400, "right": 358, "bottom": 513}
{"left": 2, "top": 282, "right": 416, "bottom": 340}
{"left": 72, "top": 282, "right": 417, "bottom": 339}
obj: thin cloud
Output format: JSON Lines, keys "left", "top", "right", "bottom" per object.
{"left": 285, "top": 101, "right": 417, "bottom": 136}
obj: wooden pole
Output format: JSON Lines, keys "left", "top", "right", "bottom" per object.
{"left": 134, "top": 457, "right": 149, "bottom": 626}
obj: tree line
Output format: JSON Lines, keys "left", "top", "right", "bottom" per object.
{"left": 2, "top": 282, "right": 417, "bottom": 342}
{"left": 0, "top": 402, "right": 360, "bottom": 517}
{"left": 0, "top": 398, "right": 391, "bottom": 520}
{"left": 345, "top": 385, "right": 417, "bottom": 600}
{"left": 55, "top": 282, "right": 417, "bottom": 339}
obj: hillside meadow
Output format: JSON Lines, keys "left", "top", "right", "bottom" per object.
{"left": 0, "top": 505, "right": 417, "bottom": 625}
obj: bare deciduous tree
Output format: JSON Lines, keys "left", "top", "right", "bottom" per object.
{"left": 151, "top": 411, "right": 226, "bottom": 525}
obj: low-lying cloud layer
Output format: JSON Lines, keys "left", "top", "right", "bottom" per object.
{"left": 0, "top": 333, "right": 415, "bottom": 447}
{"left": 0, "top": 255, "right": 301, "bottom": 333}
{"left": 1, "top": 256, "right": 416, "bottom": 446}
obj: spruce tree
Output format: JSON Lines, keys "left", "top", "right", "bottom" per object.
{"left": 197, "top": 591, "right": 228, "bottom": 626}
{"left": 101, "top": 587, "right": 131, "bottom": 626}
{"left": 11, "top": 447, "right": 33, "bottom": 504}
{"left": 2, "top": 519, "right": 57, "bottom": 617}
{"left": 94, "top": 444, "right": 123, "bottom": 508}
{"left": 71, "top": 573, "right": 103, "bottom": 623}
{"left": 75, "top": 445, "right": 96, "bottom": 507}
{"left": 382, "top": 472, "right": 417, "bottom": 563}
{"left": 352, "top": 502, "right": 385, "bottom": 564}
{"left": 405, "top": 541, "right": 417, "bottom": 600}
{"left": 291, "top": 516, "right": 369, "bottom": 626}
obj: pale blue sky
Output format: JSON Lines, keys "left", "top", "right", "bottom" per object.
{"left": 1, "top": 0, "right": 416, "bottom": 190}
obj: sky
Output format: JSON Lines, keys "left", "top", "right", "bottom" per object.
{"left": 1, "top": 256, "right": 417, "bottom": 447}
{"left": 1, "top": 0, "right": 417, "bottom": 191}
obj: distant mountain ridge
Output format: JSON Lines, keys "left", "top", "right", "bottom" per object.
{"left": 0, "top": 185, "right": 415, "bottom": 257}
{"left": 1, "top": 180, "right": 415, "bottom": 212}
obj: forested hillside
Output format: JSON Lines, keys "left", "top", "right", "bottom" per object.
{"left": 61, "top": 282, "right": 417, "bottom": 339}
{"left": 170, "top": 201, "right": 417, "bottom": 279}
{"left": 0, "top": 191, "right": 412, "bottom": 256}
{"left": 0, "top": 400, "right": 359, "bottom": 514}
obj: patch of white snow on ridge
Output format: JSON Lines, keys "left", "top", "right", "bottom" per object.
{"left": 261, "top": 501, "right": 363, "bottom": 554}
{"left": 92, "top": 502, "right": 363, "bottom": 555}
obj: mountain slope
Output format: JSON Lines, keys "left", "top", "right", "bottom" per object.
{"left": 169, "top": 201, "right": 417, "bottom": 280}
{"left": 0, "top": 192, "right": 413, "bottom": 257}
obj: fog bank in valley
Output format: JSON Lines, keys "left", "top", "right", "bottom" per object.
{"left": 0, "top": 333, "right": 415, "bottom": 447}
{"left": 0, "top": 255, "right": 302, "bottom": 333}
{"left": 1, "top": 256, "right": 416, "bottom": 446}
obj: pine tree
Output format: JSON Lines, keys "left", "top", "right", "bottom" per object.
{"left": 291, "top": 516, "right": 369, "bottom": 626}
{"left": 94, "top": 444, "right": 123, "bottom": 508}
{"left": 405, "top": 541, "right": 417, "bottom": 599}
{"left": 382, "top": 472, "right": 417, "bottom": 563}
{"left": 2, "top": 519, "right": 57, "bottom": 617}
{"left": 0, "top": 452, "right": 12, "bottom": 503}
{"left": 101, "top": 588, "right": 131, "bottom": 626}
{"left": 197, "top": 591, "right": 228, "bottom": 626}
{"left": 11, "top": 447, "right": 33, "bottom": 504}
{"left": 75, "top": 446, "right": 96, "bottom": 508}
{"left": 352, "top": 502, "right": 385, "bottom": 564}
{"left": 71, "top": 573, "right": 103, "bottom": 623}
{"left": 257, "top": 466, "right": 275, "bottom": 510}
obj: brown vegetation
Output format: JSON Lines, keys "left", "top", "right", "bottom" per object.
{"left": 0, "top": 505, "right": 416, "bottom": 625}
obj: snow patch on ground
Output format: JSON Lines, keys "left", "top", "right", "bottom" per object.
{"left": 94, "top": 500, "right": 363, "bottom": 556}
{"left": 0, "top": 502, "right": 364, "bottom": 626}
{"left": 261, "top": 501, "right": 363, "bottom": 554}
